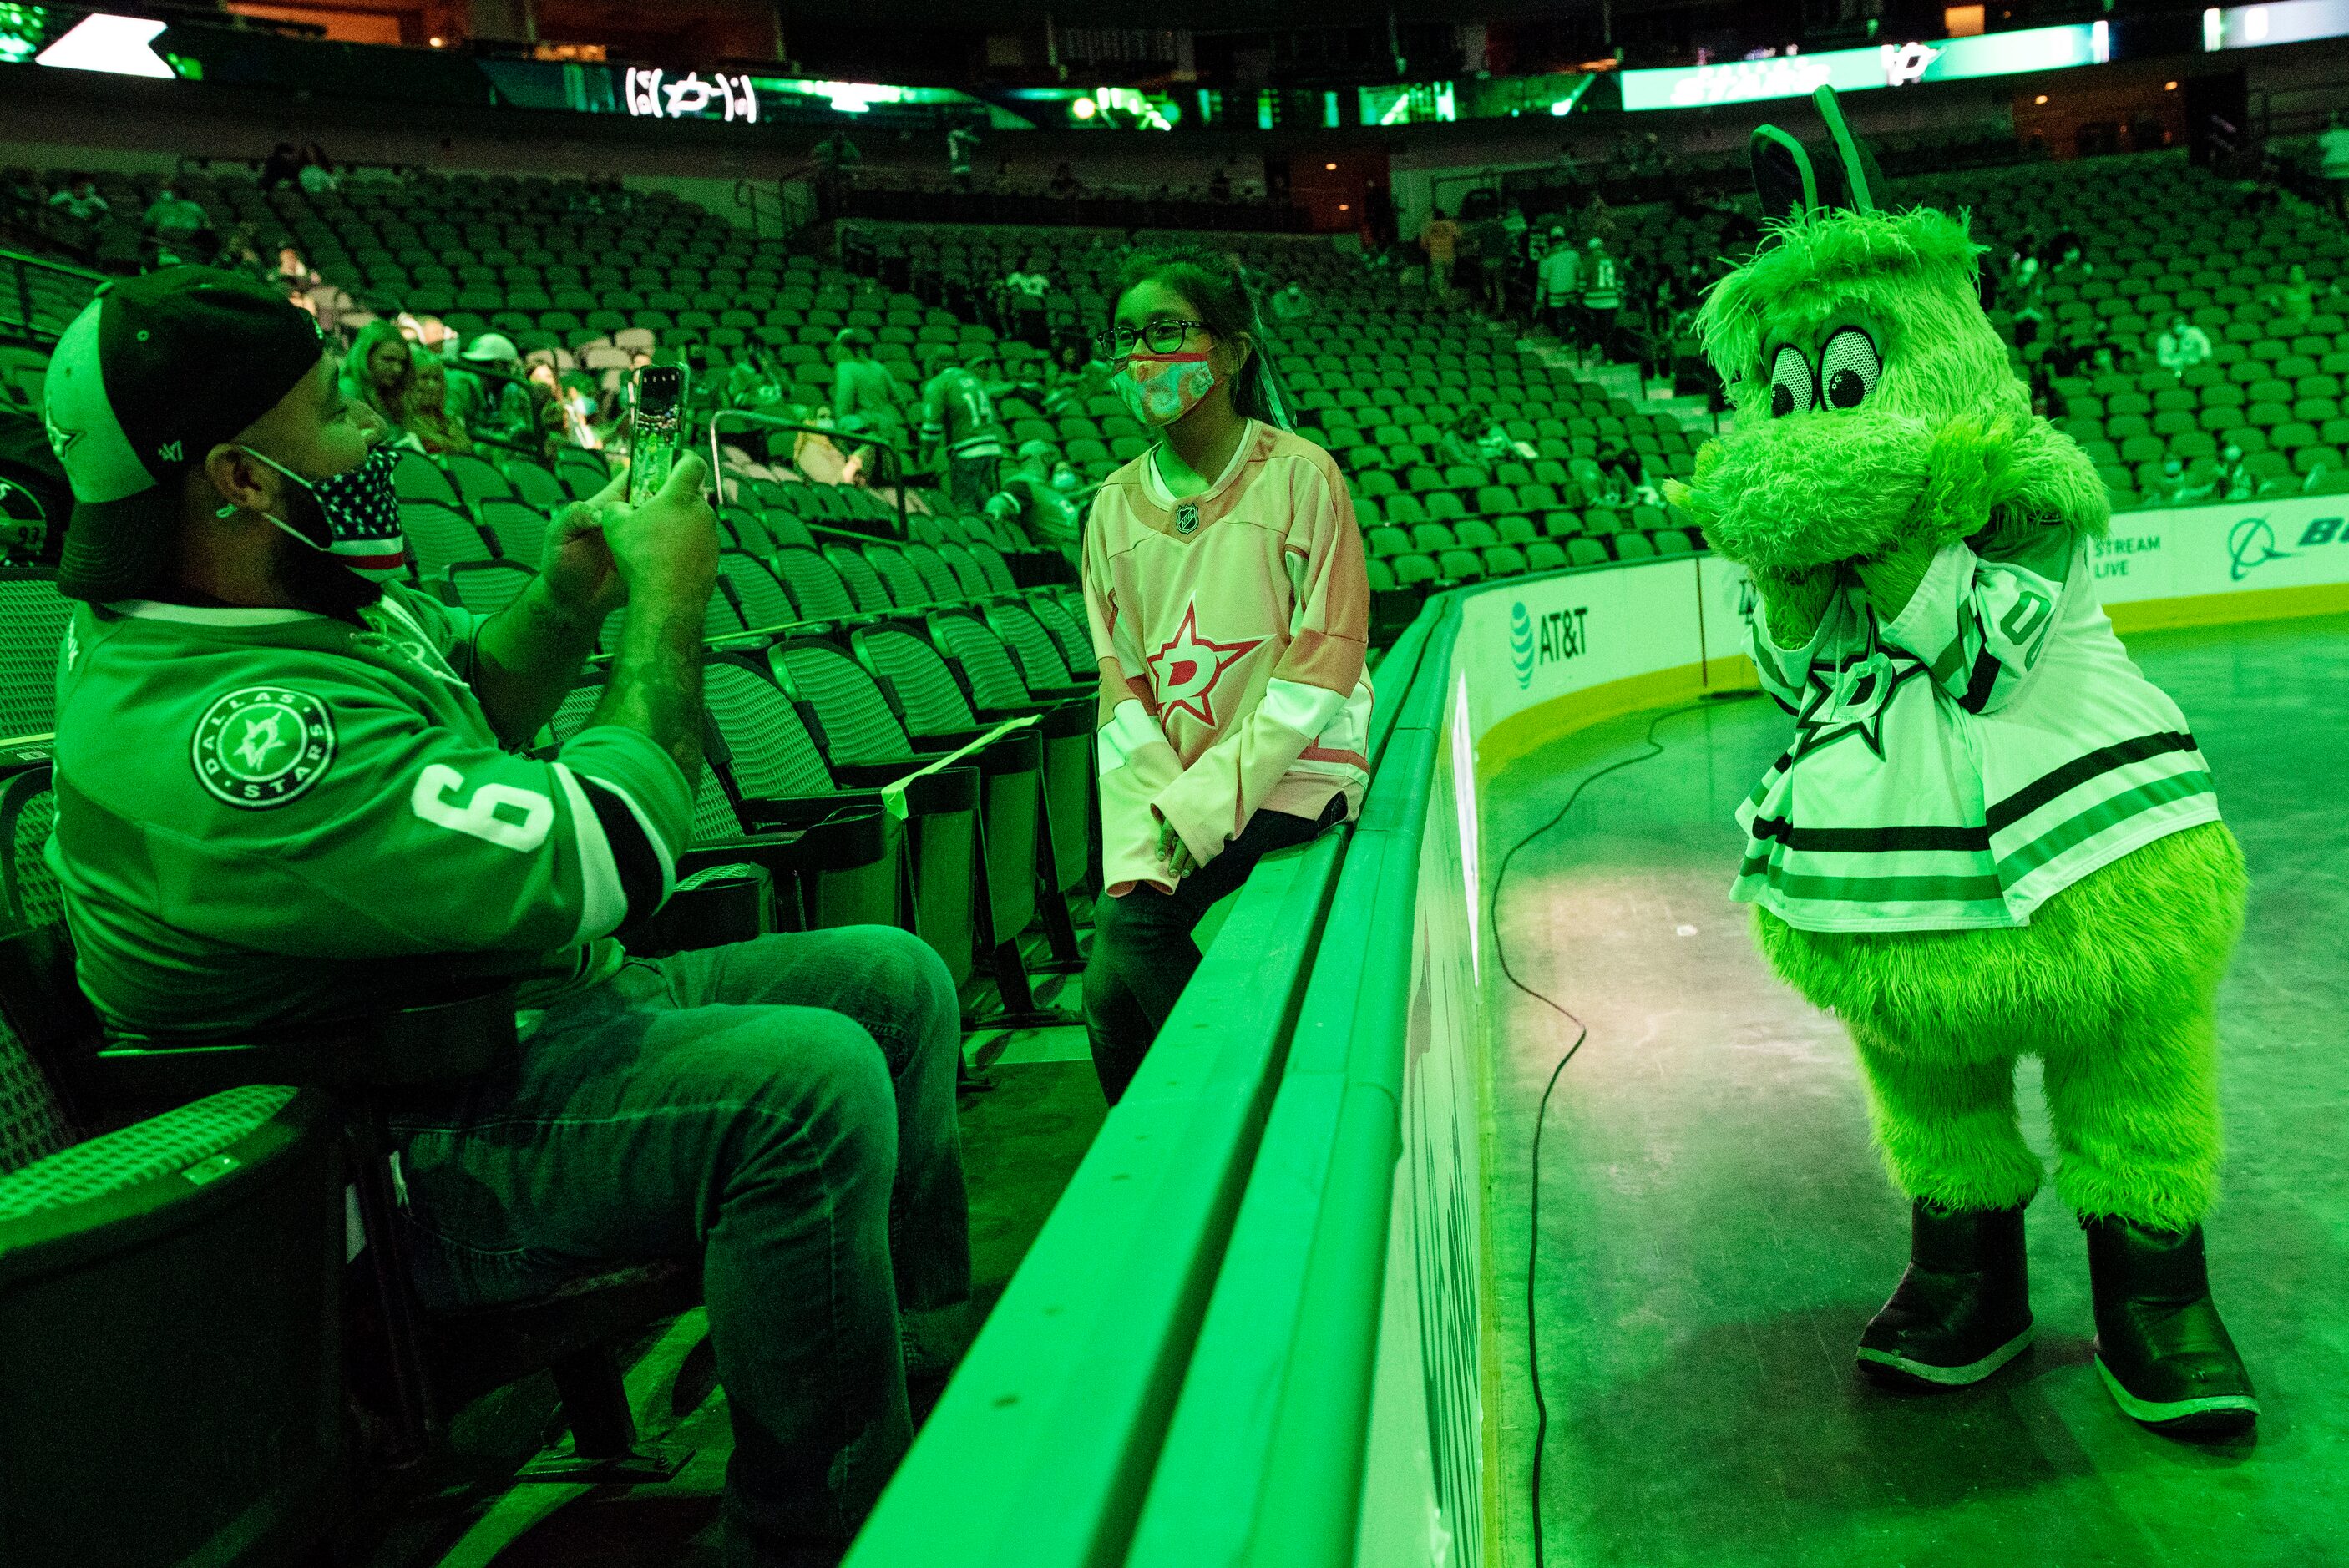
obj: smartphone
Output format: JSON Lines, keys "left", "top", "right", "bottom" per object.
{"left": 625, "top": 362, "right": 690, "bottom": 506}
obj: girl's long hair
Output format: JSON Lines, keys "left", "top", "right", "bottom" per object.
{"left": 1112, "top": 247, "right": 1295, "bottom": 430}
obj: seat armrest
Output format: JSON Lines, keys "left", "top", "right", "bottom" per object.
{"left": 94, "top": 982, "right": 523, "bottom": 1102}
{"left": 628, "top": 868, "right": 770, "bottom": 956}
{"left": 828, "top": 761, "right": 981, "bottom": 813}
{"left": 977, "top": 700, "right": 1090, "bottom": 740}
{"left": 902, "top": 727, "right": 1042, "bottom": 779}
{"left": 685, "top": 803, "right": 890, "bottom": 873}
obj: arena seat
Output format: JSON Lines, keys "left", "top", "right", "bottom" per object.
{"left": 0, "top": 923, "right": 344, "bottom": 1568}
{"left": 847, "top": 622, "right": 1078, "bottom": 996}
{"left": 0, "top": 573, "right": 73, "bottom": 744}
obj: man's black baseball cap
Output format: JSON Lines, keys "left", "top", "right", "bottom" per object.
{"left": 43, "top": 266, "right": 326, "bottom": 602}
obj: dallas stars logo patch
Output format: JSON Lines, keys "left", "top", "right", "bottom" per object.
{"left": 1787, "top": 630, "right": 1932, "bottom": 765}
{"left": 1146, "top": 600, "right": 1263, "bottom": 728}
{"left": 192, "top": 686, "right": 337, "bottom": 809}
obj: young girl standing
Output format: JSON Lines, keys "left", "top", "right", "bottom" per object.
{"left": 1081, "top": 249, "right": 1374, "bottom": 1103}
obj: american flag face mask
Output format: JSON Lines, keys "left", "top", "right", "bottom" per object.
{"left": 236, "top": 443, "right": 409, "bottom": 582}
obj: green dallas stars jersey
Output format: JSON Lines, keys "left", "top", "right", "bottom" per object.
{"left": 48, "top": 584, "right": 693, "bottom": 1037}
{"left": 1732, "top": 525, "right": 2220, "bottom": 933}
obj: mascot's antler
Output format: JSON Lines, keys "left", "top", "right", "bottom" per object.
{"left": 1752, "top": 85, "right": 1881, "bottom": 222}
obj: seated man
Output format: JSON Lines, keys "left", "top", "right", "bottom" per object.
{"left": 39, "top": 269, "right": 969, "bottom": 1568}
{"left": 983, "top": 439, "right": 1081, "bottom": 566}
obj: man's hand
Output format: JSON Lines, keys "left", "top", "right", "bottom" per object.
{"left": 586, "top": 453, "right": 719, "bottom": 786}
{"left": 1157, "top": 817, "right": 1196, "bottom": 878}
{"left": 539, "top": 466, "right": 630, "bottom": 624}
{"left": 601, "top": 453, "right": 719, "bottom": 611}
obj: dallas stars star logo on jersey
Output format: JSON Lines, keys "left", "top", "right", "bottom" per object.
{"left": 192, "top": 686, "right": 337, "bottom": 809}
{"left": 1146, "top": 600, "right": 1263, "bottom": 728}
{"left": 1788, "top": 631, "right": 1932, "bottom": 765}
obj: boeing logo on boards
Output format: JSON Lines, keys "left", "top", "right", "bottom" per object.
{"left": 2227, "top": 515, "right": 2301, "bottom": 581}
{"left": 1508, "top": 599, "right": 1590, "bottom": 689}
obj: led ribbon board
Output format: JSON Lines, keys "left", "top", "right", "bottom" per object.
{"left": 2202, "top": 0, "right": 2349, "bottom": 50}
{"left": 1621, "top": 23, "right": 2109, "bottom": 110}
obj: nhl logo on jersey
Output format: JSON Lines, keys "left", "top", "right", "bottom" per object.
{"left": 192, "top": 686, "right": 337, "bottom": 809}
{"left": 1173, "top": 502, "right": 1200, "bottom": 535}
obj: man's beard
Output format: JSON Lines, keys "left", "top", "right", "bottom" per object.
{"left": 266, "top": 489, "right": 383, "bottom": 623}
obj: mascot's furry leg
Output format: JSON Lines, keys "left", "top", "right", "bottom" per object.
{"left": 1757, "top": 823, "right": 2257, "bottom": 1432}
{"left": 1840, "top": 1021, "right": 2041, "bottom": 1387}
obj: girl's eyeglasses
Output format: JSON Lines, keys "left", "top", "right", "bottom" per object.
{"left": 1095, "top": 319, "right": 1208, "bottom": 357}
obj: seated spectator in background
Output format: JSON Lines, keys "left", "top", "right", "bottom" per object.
{"left": 259, "top": 142, "right": 302, "bottom": 190}
{"left": 1207, "top": 162, "right": 1233, "bottom": 202}
{"left": 2156, "top": 314, "right": 2214, "bottom": 378}
{"left": 402, "top": 348, "right": 472, "bottom": 456}
{"left": 2217, "top": 443, "right": 2254, "bottom": 501}
{"left": 723, "top": 357, "right": 766, "bottom": 407}
{"left": 276, "top": 245, "right": 321, "bottom": 296}
{"left": 1444, "top": 407, "right": 1521, "bottom": 475}
{"left": 1268, "top": 281, "right": 1314, "bottom": 339}
{"left": 1050, "top": 161, "right": 1081, "bottom": 200}
{"left": 793, "top": 409, "right": 853, "bottom": 486}
{"left": 1593, "top": 444, "right": 1641, "bottom": 503}
{"left": 1040, "top": 340, "right": 1109, "bottom": 415}
{"left": 2048, "top": 238, "right": 2093, "bottom": 289}
{"left": 143, "top": 180, "right": 208, "bottom": 249}
{"left": 985, "top": 440, "right": 1081, "bottom": 565}
{"left": 830, "top": 327, "right": 904, "bottom": 442}
{"left": 48, "top": 175, "right": 109, "bottom": 225}
{"left": 531, "top": 362, "right": 600, "bottom": 452}
{"left": 1442, "top": 406, "right": 1491, "bottom": 474}
{"left": 450, "top": 332, "right": 535, "bottom": 444}
{"left": 2265, "top": 263, "right": 2316, "bottom": 325}
{"left": 339, "top": 320, "right": 421, "bottom": 448}
{"left": 297, "top": 143, "right": 339, "bottom": 194}
{"left": 2156, "top": 455, "right": 2214, "bottom": 507}
{"left": 1001, "top": 352, "right": 1047, "bottom": 406}
{"left": 2001, "top": 253, "right": 2044, "bottom": 322}
{"left": 217, "top": 223, "right": 270, "bottom": 283}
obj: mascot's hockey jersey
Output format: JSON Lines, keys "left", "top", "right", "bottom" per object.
{"left": 1734, "top": 525, "right": 2220, "bottom": 933}
{"left": 1083, "top": 419, "right": 1373, "bottom": 896}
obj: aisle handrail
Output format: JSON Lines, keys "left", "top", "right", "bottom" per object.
{"left": 1238, "top": 596, "right": 1461, "bottom": 1568}
{"left": 843, "top": 603, "right": 1444, "bottom": 1568}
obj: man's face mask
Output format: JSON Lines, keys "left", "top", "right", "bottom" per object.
{"left": 230, "top": 444, "right": 408, "bottom": 607}
{"left": 1050, "top": 466, "right": 1081, "bottom": 492}
{"left": 1117, "top": 346, "right": 1218, "bottom": 427}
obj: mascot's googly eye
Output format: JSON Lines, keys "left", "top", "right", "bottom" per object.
{"left": 1819, "top": 327, "right": 1881, "bottom": 411}
{"left": 1768, "top": 345, "right": 1816, "bottom": 418}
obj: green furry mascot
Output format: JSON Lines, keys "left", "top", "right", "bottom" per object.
{"left": 1668, "top": 89, "right": 2257, "bottom": 1436}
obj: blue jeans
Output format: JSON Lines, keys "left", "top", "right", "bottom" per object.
{"left": 387, "top": 926, "right": 969, "bottom": 1568}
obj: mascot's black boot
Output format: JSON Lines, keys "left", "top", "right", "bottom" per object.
{"left": 2083, "top": 1216, "right": 2259, "bottom": 1437}
{"left": 1856, "top": 1201, "right": 2034, "bottom": 1388}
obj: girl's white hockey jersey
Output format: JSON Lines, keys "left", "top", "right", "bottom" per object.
{"left": 1083, "top": 420, "right": 1374, "bottom": 897}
